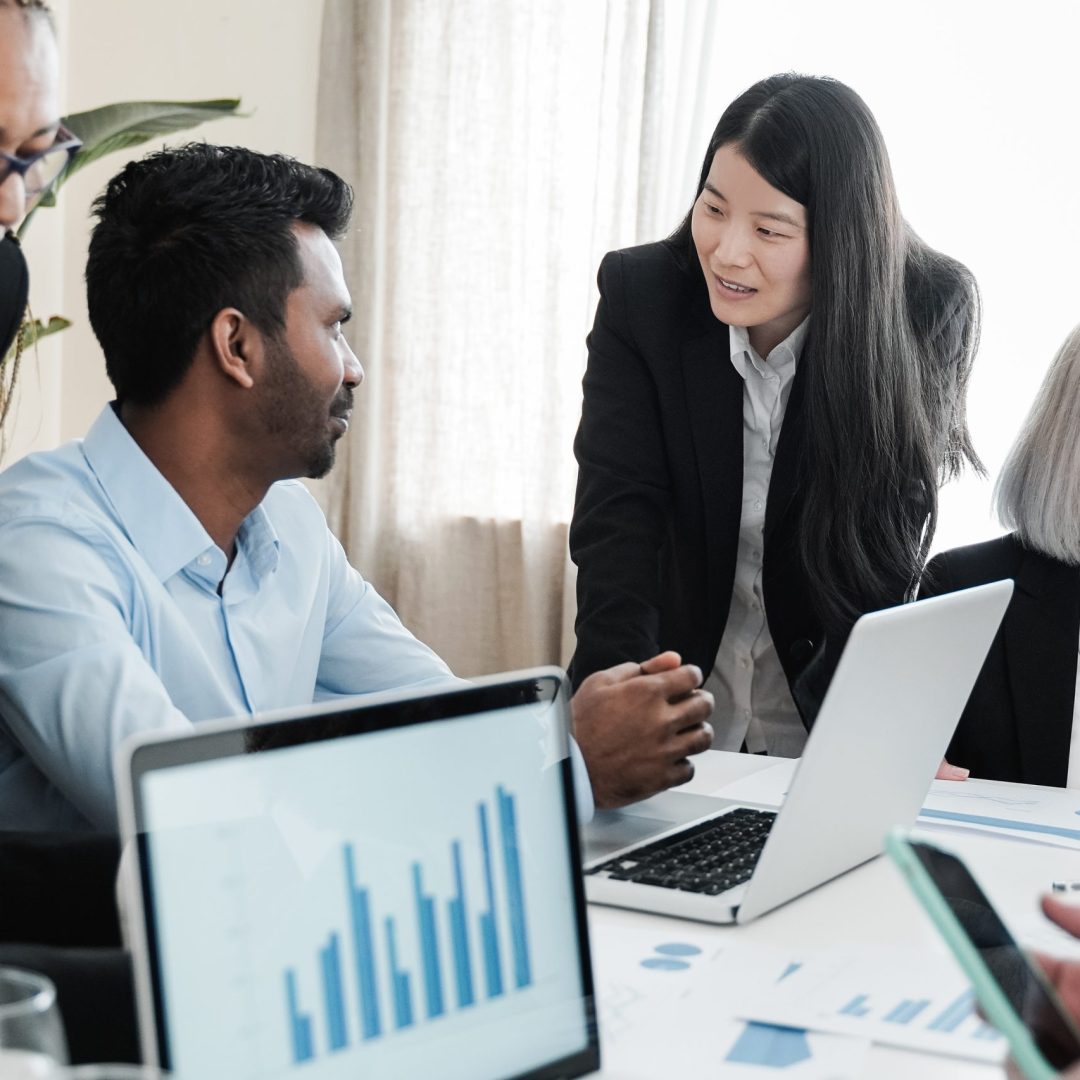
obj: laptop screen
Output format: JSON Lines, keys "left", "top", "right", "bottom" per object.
{"left": 124, "top": 672, "right": 597, "bottom": 1080}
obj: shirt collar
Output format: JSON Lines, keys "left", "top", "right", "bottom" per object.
{"left": 729, "top": 317, "right": 809, "bottom": 380}
{"left": 81, "top": 403, "right": 280, "bottom": 584}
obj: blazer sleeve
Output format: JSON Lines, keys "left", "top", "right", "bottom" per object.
{"left": 568, "top": 251, "right": 673, "bottom": 688}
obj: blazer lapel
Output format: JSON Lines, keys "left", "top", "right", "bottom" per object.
{"left": 681, "top": 324, "right": 743, "bottom": 621}
{"left": 1007, "top": 551, "right": 1080, "bottom": 786}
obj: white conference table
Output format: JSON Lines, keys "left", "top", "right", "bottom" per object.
{"left": 583, "top": 750, "right": 1080, "bottom": 1079}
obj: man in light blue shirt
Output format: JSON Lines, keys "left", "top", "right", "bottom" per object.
{"left": 0, "top": 143, "right": 714, "bottom": 831}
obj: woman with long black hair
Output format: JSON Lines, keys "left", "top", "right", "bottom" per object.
{"left": 569, "top": 73, "right": 981, "bottom": 757}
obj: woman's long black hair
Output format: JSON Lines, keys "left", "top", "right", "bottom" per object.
{"left": 671, "top": 73, "right": 982, "bottom": 630}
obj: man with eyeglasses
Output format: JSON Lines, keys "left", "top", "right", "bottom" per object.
{"left": 0, "top": 0, "right": 80, "bottom": 355}
{"left": 0, "top": 0, "right": 79, "bottom": 229}
{"left": 0, "top": 0, "right": 139, "bottom": 1065}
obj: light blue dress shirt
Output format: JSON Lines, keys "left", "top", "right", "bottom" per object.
{"left": 0, "top": 405, "right": 591, "bottom": 831}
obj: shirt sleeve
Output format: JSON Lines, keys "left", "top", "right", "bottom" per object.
{"left": 314, "top": 526, "right": 462, "bottom": 697}
{"left": 315, "top": 529, "right": 595, "bottom": 821}
{"left": 0, "top": 517, "right": 192, "bottom": 831}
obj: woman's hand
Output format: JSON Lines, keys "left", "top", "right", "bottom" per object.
{"left": 935, "top": 758, "right": 969, "bottom": 781}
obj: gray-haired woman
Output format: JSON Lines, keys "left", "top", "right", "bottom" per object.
{"left": 921, "top": 323, "right": 1080, "bottom": 786}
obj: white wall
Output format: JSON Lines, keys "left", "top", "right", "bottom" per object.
{"left": 12, "top": 0, "right": 326, "bottom": 458}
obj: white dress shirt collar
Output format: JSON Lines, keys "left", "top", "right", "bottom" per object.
{"left": 729, "top": 317, "right": 809, "bottom": 380}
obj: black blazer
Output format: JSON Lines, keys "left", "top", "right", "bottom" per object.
{"left": 921, "top": 533, "right": 1080, "bottom": 786}
{"left": 568, "top": 240, "right": 824, "bottom": 705}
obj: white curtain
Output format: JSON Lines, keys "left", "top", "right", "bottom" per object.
{"left": 314, "top": 0, "right": 714, "bottom": 676}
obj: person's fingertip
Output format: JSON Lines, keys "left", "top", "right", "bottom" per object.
{"left": 639, "top": 651, "right": 682, "bottom": 675}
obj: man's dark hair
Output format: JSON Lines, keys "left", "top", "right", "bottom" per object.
{"left": 86, "top": 143, "right": 353, "bottom": 406}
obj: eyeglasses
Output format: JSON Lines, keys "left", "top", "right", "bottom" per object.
{"left": 0, "top": 124, "right": 83, "bottom": 198}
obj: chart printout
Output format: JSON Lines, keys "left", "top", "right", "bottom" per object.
{"left": 139, "top": 704, "right": 590, "bottom": 1079}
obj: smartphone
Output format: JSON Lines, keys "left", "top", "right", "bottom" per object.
{"left": 886, "top": 830, "right": 1080, "bottom": 1080}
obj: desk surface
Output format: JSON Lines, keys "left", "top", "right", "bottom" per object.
{"left": 586, "top": 750, "right": 1080, "bottom": 1079}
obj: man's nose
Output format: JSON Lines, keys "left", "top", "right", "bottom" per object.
{"left": 342, "top": 337, "right": 364, "bottom": 387}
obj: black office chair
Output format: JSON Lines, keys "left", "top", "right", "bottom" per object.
{"left": 0, "top": 831, "right": 139, "bottom": 1063}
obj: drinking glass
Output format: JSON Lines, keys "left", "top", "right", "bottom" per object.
{"left": 0, "top": 966, "right": 68, "bottom": 1078}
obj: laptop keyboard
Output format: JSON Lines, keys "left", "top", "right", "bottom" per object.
{"left": 586, "top": 808, "right": 777, "bottom": 895}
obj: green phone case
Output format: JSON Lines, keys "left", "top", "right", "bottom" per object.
{"left": 885, "top": 828, "right": 1059, "bottom": 1080}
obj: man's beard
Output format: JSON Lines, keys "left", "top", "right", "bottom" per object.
{"left": 259, "top": 336, "right": 351, "bottom": 480}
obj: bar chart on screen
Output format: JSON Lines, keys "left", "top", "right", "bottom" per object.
{"left": 143, "top": 706, "right": 590, "bottom": 1080}
{"left": 281, "top": 785, "right": 533, "bottom": 1066}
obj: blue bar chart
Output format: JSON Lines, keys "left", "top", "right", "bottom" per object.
{"left": 832, "top": 986, "right": 987, "bottom": 1038}
{"left": 741, "top": 948, "right": 1007, "bottom": 1064}
{"left": 282, "top": 784, "right": 532, "bottom": 1065}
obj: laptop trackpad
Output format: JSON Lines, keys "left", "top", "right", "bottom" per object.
{"left": 583, "top": 791, "right": 728, "bottom": 863}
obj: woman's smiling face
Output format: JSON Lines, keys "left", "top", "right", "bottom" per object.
{"left": 691, "top": 143, "right": 811, "bottom": 358}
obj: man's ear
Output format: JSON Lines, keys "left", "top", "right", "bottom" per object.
{"left": 208, "top": 307, "right": 264, "bottom": 390}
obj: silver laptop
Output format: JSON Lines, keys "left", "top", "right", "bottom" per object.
{"left": 584, "top": 580, "right": 1013, "bottom": 924}
{"left": 117, "top": 669, "right": 599, "bottom": 1080}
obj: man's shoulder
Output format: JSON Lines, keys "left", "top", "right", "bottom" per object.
{"left": 0, "top": 439, "right": 103, "bottom": 532}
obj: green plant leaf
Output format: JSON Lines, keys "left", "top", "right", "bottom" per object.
{"left": 20, "top": 316, "right": 72, "bottom": 348}
{"left": 0, "top": 315, "right": 71, "bottom": 373}
{"left": 2, "top": 316, "right": 73, "bottom": 364}
{"left": 61, "top": 98, "right": 243, "bottom": 184}
{"left": 17, "top": 97, "right": 243, "bottom": 236}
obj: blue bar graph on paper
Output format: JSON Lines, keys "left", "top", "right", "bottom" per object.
{"left": 901, "top": 999, "right": 929, "bottom": 1023}
{"left": 344, "top": 845, "right": 382, "bottom": 1040}
{"left": 497, "top": 785, "right": 532, "bottom": 988}
{"left": 883, "top": 1000, "right": 911, "bottom": 1023}
{"left": 928, "top": 989, "right": 975, "bottom": 1032}
{"left": 478, "top": 802, "right": 505, "bottom": 998}
{"left": 839, "top": 993, "right": 871, "bottom": 1017}
{"left": 413, "top": 863, "right": 445, "bottom": 1018}
{"left": 280, "top": 783, "right": 531, "bottom": 1064}
{"left": 448, "top": 841, "right": 475, "bottom": 1008}
{"left": 385, "top": 917, "right": 414, "bottom": 1029}
{"left": 884, "top": 998, "right": 929, "bottom": 1024}
{"left": 319, "top": 932, "right": 348, "bottom": 1051}
{"left": 285, "top": 968, "right": 315, "bottom": 1064}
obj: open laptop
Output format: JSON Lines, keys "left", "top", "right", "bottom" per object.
{"left": 117, "top": 669, "right": 599, "bottom": 1080}
{"left": 585, "top": 580, "right": 1014, "bottom": 925}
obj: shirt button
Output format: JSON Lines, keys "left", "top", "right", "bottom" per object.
{"left": 754, "top": 499, "right": 763, "bottom": 511}
{"left": 739, "top": 656, "right": 749, "bottom": 669}
{"left": 752, "top": 550, "right": 762, "bottom": 562}
{"left": 197, "top": 554, "right": 212, "bottom": 567}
